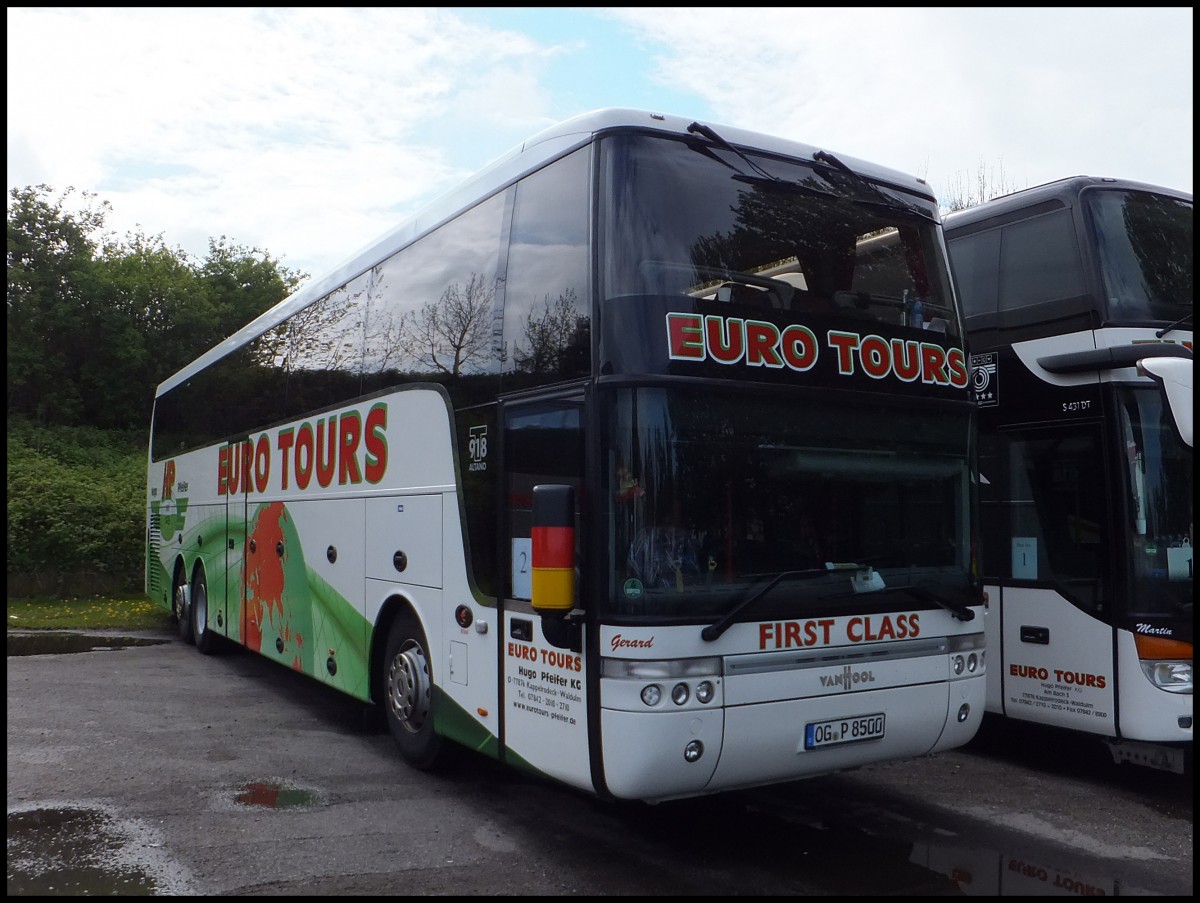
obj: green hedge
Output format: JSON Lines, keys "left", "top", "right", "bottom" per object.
{"left": 7, "top": 417, "right": 147, "bottom": 596}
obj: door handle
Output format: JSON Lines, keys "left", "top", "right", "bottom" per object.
{"left": 1020, "top": 625, "right": 1049, "bottom": 645}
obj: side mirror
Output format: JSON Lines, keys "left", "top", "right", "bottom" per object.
{"left": 1139, "top": 357, "right": 1193, "bottom": 448}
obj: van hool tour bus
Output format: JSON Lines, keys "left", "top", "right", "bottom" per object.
{"left": 148, "top": 109, "right": 985, "bottom": 802}
{"left": 945, "top": 175, "right": 1192, "bottom": 773}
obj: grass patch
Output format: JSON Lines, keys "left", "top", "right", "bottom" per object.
{"left": 6, "top": 594, "right": 173, "bottom": 631}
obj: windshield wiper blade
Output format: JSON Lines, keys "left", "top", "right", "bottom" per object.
{"left": 818, "top": 583, "right": 976, "bottom": 621}
{"left": 688, "top": 121, "right": 782, "bottom": 183}
{"left": 701, "top": 567, "right": 832, "bottom": 642}
{"left": 731, "top": 173, "right": 837, "bottom": 200}
{"left": 813, "top": 149, "right": 935, "bottom": 224}
{"left": 895, "top": 584, "right": 976, "bottom": 621}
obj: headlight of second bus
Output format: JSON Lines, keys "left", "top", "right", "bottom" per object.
{"left": 1139, "top": 659, "right": 1193, "bottom": 694}
{"left": 1134, "top": 636, "right": 1193, "bottom": 694}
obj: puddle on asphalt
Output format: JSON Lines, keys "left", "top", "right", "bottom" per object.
{"left": 232, "top": 780, "right": 322, "bottom": 810}
{"left": 6, "top": 805, "right": 191, "bottom": 896}
{"left": 6, "top": 633, "right": 168, "bottom": 656}
{"left": 733, "top": 788, "right": 1160, "bottom": 896}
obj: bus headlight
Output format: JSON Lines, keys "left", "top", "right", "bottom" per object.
{"left": 671, "top": 683, "right": 690, "bottom": 705}
{"left": 641, "top": 684, "right": 663, "bottom": 706}
{"left": 1139, "top": 659, "right": 1193, "bottom": 694}
{"left": 696, "top": 680, "right": 715, "bottom": 703}
{"left": 952, "top": 655, "right": 965, "bottom": 675}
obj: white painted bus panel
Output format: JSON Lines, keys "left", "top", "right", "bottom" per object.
{"left": 1114, "top": 630, "right": 1194, "bottom": 743}
{"left": 600, "top": 708, "right": 723, "bottom": 800}
{"left": 996, "top": 586, "right": 1117, "bottom": 737}
{"left": 714, "top": 681, "right": 952, "bottom": 790}
{"left": 502, "top": 610, "right": 593, "bottom": 794}
{"left": 365, "top": 494, "right": 443, "bottom": 588}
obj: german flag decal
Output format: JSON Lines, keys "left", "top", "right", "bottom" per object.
{"left": 531, "top": 484, "right": 575, "bottom": 614}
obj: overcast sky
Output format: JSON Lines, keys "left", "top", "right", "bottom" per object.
{"left": 7, "top": 7, "right": 1193, "bottom": 280}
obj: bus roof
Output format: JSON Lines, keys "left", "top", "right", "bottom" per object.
{"left": 158, "top": 108, "right": 936, "bottom": 397}
{"left": 943, "top": 175, "right": 1194, "bottom": 235}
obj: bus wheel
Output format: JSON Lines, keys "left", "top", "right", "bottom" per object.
{"left": 382, "top": 612, "right": 443, "bottom": 770}
{"left": 174, "top": 566, "right": 194, "bottom": 645}
{"left": 191, "top": 569, "right": 218, "bottom": 655}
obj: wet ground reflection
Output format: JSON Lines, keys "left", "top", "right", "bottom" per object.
{"left": 6, "top": 805, "right": 188, "bottom": 896}
{"left": 232, "top": 780, "right": 323, "bottom": 810}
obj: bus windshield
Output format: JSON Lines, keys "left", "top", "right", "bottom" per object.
{"left": 1118, "top": 386, "right": 1194, "bottom": 616}
{"left": 600, "top": 133, "right": 959, "bottom": 342}
{"left": 1088, "top": 188, "right": 1193, "bottom": 325}
{"left": 605, "top": 387, "right": 974, "bottom": 621}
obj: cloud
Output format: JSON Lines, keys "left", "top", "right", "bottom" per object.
{"left": 7, "top": 7, "right": 1192, "bottom": 282}
{"left": 6, "top": 8, "right": 566, "bottom": 275}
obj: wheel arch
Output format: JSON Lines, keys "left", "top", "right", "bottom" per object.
{"left": 369, "top": 592, "right": 427, "bottom": 707}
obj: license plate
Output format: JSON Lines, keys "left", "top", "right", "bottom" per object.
{"left": 804, "top": 713, "right": 886, "bottom": 750}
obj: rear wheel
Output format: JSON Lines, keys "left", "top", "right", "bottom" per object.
{"left": 173, "top": 565, "right": 194, "bottom": 645}
{"left": 191, "top": 568, "right": 219, "bottom": 655}
{"left": 381, "top": 611, "right": 443, "bottom": 770}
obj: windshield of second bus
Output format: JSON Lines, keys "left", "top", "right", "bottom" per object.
{"left": 604, "top": 387, "right": 975, "bottom": 622}
{"left": 1089, "top": 188, "right": 1192, "bottom": 328}
{"left": 1118, "top": 386, "right": 1194, "bottom": 617}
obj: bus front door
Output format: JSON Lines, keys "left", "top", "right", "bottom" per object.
{"left": 991, "top": 424, "right": 1118, "bottom": 738}
{"left": 499, "top": 394, "right": 595, "bottom": 794}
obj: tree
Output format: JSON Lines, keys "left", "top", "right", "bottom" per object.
{"left": 6, "top": 185, "right": 303, "bottom": 429}
{"left": 939, "top": 159, "right": 1022, "bottom": 213}
{"left": 7, "top": 185, "right": 110, "bottom": 423}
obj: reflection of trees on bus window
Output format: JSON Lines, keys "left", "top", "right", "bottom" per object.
{"left": 503, "top": 146, "right": 590, "bottom": 384}
{"left": 600, "top": 135, "right": 957, "bottom": 339}
{"left": 395, "top": 272, "right": 496, "bottom": 377}
{"left": 1091, "top": 189, "right": 1193, "bottom": 323}
{"left": 281, "top": 271, "right": 369, "bottom": 418}
{"left": 513, "top": 288, "right": 589, "bottom": 377}
{"left": 364, "top": 189, "right": 509, "bottom": 384}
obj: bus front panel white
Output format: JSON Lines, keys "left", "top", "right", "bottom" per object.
{"left": 711, "top": 681, "right": 954, "bottom": 789}
{"left": 1114, "top": 630, "right": 1194, "bottom": 743}
{"left": 600, "top": 708, "right": 723, "bottom": 800}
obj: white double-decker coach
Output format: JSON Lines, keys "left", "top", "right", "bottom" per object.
{"left": 148, "top": 109, "right": 985, "bottom": 801}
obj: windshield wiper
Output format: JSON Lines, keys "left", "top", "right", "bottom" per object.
{"left": 731, "top": 173, "right": 837, "bottom": 200}
{"left": 688, "top": 121, "right": 782, "bottom": 183}
{"left": 1156, "top": 312, "right": 1193, "bottom": 338}
{"left": 819, "top": 583, "right": 976, "bottom": 622}
{"left": 813, "top": 149, "right": 936, "bottom": 224}
{"left": 896, "top": 584, "right": 976, "bottom": 621}
{"left": 701, "top": 567, "right": 832, "bottom": 642}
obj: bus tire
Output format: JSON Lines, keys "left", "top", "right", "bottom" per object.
{"left": 174, "top": 565, "right": 194, "bottom": 646}
{"left": 382, "top": 611, "right": 443, "bottom": 770}
{"left": 191, "top": 568, "right": 219, "bottom": 655}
